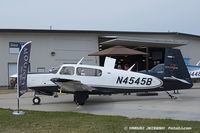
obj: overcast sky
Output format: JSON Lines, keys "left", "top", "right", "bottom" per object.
{"left": 0, "top": 0, "right": 200, "bottom": 35}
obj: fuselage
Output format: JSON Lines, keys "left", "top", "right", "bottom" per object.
{"left": 27, "top": 62, "right": 192, "bottom": 95}
{"left": 187, "top": 65, "right": 200, "bottom": 79}
{"left": 27, "top": 63, "right": 165, "bottom": 93}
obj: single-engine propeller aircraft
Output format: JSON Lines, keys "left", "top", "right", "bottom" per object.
{"left": 26, "top": 48, "right": 192, "bottom": 105}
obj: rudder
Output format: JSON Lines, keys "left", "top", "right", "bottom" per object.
{"left": 164, "top": 48, "right": 193, "bottom": 87}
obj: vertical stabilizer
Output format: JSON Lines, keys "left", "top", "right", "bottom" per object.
{"left": 104, "top": 57, "right": 116, "bottom": 69}
{"left": 164, "top": 48, "right": 192, "bottom": 87}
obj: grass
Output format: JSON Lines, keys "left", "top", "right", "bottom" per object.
{"left": 0, "top": 109, "right": 199, "bottom": 133}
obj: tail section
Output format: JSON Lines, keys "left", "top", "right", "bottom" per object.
{"left": 164, "top": 48, "right": 193, "bottom": 89}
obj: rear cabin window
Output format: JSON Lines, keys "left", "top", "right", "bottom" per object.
{"left": 76, "top": 67, "right": 102, "bottom": 76}
{"left": 60, "top": 66, "right": 74, "bottom": 75}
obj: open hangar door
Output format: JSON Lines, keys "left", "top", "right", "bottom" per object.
{"left": 98, "top": 47, "right": 165, "bottom": 71}
{"left": 98, "top": 36, "right": 186, "bottom": 71}
{"left": 8, "top": 63, "right": 17, "bottom": 87}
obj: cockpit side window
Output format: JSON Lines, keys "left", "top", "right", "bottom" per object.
{"left": 60, "top": 66, "right": 74, "bottom": 75}
{"left": 76, "top": 67, "right": 102, "bottom": 76}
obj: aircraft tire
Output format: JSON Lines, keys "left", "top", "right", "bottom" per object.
{"left": 74, "top": 92, "right": 89, "bottom": 105}
{"left": 33, "top": 96, "right": 41, "bottom": 105}
{"left": 77, "top": 99, "right": 85, "bottom": 105}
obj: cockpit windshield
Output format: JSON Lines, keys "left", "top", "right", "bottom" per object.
{"left": 49, "top": 66, "right": 61, "bottom": 74}
{"left": 150, "top": 64, "right": 164, "bottom": 73}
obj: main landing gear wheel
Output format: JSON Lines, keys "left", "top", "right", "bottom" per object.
{"left": 33, "top": 96, "right": 41, "bottom": 105}
{"left": 74, "top": 92, "right": 89, "bottom": 105}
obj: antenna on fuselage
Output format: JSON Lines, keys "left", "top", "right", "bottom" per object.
{"left": 127, "top": 64, "right": 135, "bottom": 71}
{"left": 77, "top": 57, "right": 84, "bottom": 65}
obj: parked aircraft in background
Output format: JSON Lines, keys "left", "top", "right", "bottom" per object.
{"left": 147, "top": 58, "right": 200, "bottom": 79}
{"left": 186, "top": 61, "right": 200, "bottom": 79}
{"left": 23, "top": 48, "right": 192, "bottom": 105}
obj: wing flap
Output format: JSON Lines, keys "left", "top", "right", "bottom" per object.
{"left": 50, "top": 78, "right": 92, "bottom": 92}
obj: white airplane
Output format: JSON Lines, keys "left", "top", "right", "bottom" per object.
{"left": 24, "top": 48, "right": 193, "bottom": 105}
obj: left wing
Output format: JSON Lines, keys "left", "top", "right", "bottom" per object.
{"left": 50, "top": 78, "right": 93, "bottom": 92}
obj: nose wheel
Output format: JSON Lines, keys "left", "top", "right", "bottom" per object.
{"left": 33, "top": 96, "right": 41, "bottom": 105}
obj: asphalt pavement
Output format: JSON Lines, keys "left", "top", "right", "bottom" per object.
{"left": 0, "top": 89, "right": 200, "bottom": 121}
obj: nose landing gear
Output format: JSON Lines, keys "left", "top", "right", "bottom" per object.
{"left": 33, "top": 96, "right": 41, "bottom": 105}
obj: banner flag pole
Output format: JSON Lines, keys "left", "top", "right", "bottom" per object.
{"left": 13, "top": 41, "right": 32, "bottom": 116}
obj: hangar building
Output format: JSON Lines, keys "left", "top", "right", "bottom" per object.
{"left": 0, "top": 29, "right": 200, "bottom": 86}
